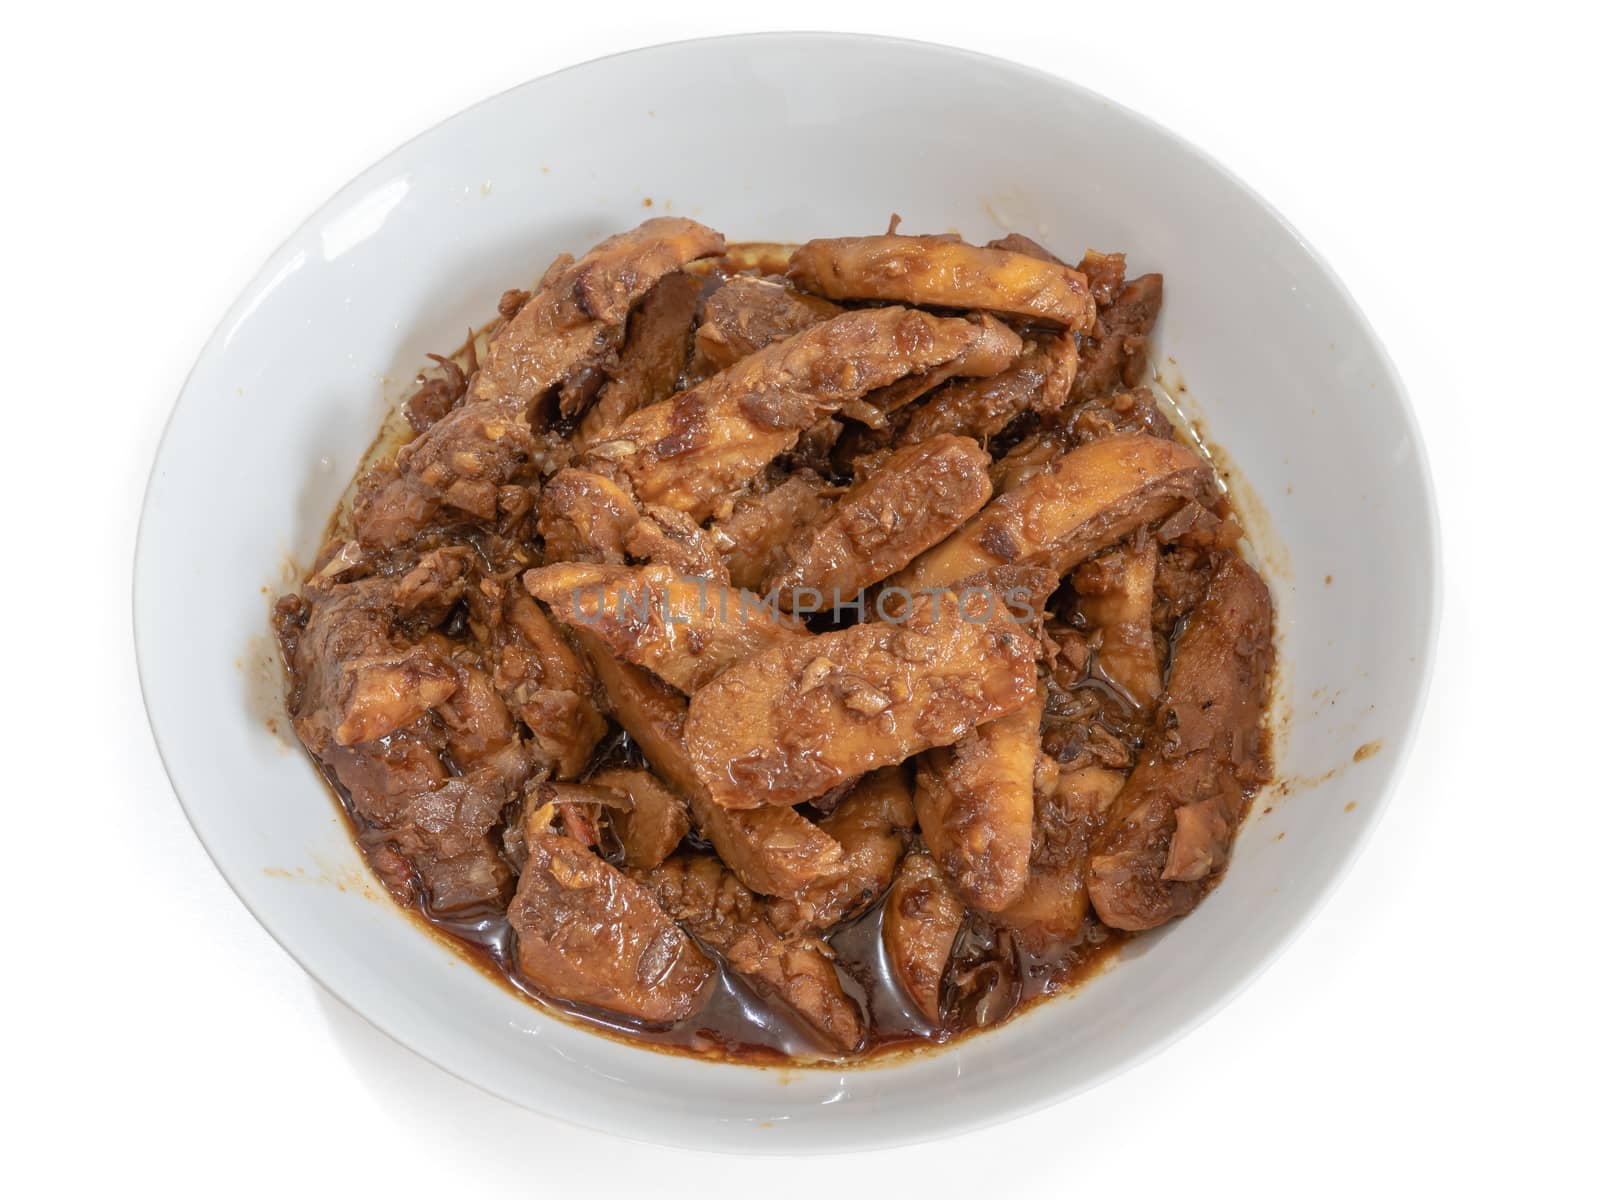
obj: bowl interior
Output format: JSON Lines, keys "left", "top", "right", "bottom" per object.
{"left": 136, "top": 33, "right": 1438, "bottom": 1153}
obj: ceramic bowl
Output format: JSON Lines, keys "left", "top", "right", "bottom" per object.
{"left": 135, "top": 33, "right": 1440, "bottom": 1152}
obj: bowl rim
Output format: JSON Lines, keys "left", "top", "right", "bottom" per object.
{"left": 133, "top": 30, "right": 1443, "bottom": 1151}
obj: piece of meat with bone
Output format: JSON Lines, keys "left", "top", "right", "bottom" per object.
{"left": 762, "top": 435, "right": 993, "bottom": 611}
{"left": 1071, "top": 270, "right": 1163, "bottom": 401}
{"left": 787, "top": 234, "right": 1096, "bottom": 332}
{"left": 575, "top": 271, "right": 701, "bottom": 448}
{"left": 689, "top": 275, "right": 842, "bottom": 376}
{"left": 525, "top": 562, "right": 807, "bottom": 694}
{"left": 895, "top": 333, "right": 1077, "bottom": 446}
{"left": 683, "top": 573, "right": 1046, "bottom": 809}
{"left": 994, "top": 765, "right": 1124, "bottom": 952}
{"left": 767, "top": 766, "right": 916, "bottom": 935}
{"left": 466, "top": 576, "right": 606, "bottom": 779}
{"left": 353, "top": 219, "right": 724, "bottom": 548}
{"left": 709, "top": 469, "right": 836, "bottom": 591}
{"left": 509, "top": 829, "right": 716, "bottom": 1023}
{"left": 585, "top": 307, "right": 1014, "bottom": 521}
{"left": 1088, "top": 553, "right": 1273, "bottom": 931}
{"left": 892, "top": 433, "right": 1216, "bottom": 593}
{"left": 637, "top": 854, "right": 864, "bottom": 1052}
{"left": 914, "top": 675, "right": 1045, "bottom": 912}
{"left": 574, "top": 634, "right": 844, "bottom": 896}
{"left": 883, "top": 851, "right": 966, "bottom": 1024}
{"left": 1073, "top": 539, "right": 1163, "bottom": 710}
{"left": 588, "top": 767, "right": 691, "bottom": 870}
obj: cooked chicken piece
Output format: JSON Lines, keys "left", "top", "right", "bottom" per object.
{"left": 1074, "top": 540, "right": 1163, "bottom": 709}
{"left": 538, "top": 468, "right": 640, "bottom": 564}
{"left": 623, "top": 504, "right": 730, "bottom": 583}
{"left": 1066, "top": 385, "right": 1175, "bottom": 445}
{"left": 354, "top": 219, "right": 724, "bottom": 547}
{"left": 509, "top": 830, "right": 716, "bottom": 1023}
{"left": 896, "top": 334, "right": 1077, "bottom": 446}
{"left": 893, "top": 433, "right": 1216, "bottom": 592}
{"left": 525, "top": 779, "right": 631, "bottom": 850}
{"left": 468, "top": 576, "right": 607, "bottom": 778}
{"left": 994, "top": 766, "right": 1124, "bottom": 951}
{"left": 883, "top": 851, "right": 966, "bottom": 1023}
{"left": 587, "top": 307, "right": 1010, "bottom": 521}
{"left": 787, "top": 235, "right": 1096, "bottom": 332}
{"left": 763, "top": 435, "right": 993, "bottom": 610}
{"left": 988, "top": 428, "right": 1073, "bottom": 495}
{"left": 575, "top": 634, "right": 844, "bottom": 896}
{"left": 640, "top": 855, "right": 862, "bottom": 1051}
{"left": 767, "top": 767, "right": 916, "bottom": 934}
{"left": 525, "top": 562, "right": 806, "bottom": 694}
{"left": 709, "top": 469, "right": 836, "bottom": 590}
{"left": 914, "top": 676, "right": 1044, "bottom": 912}
{"left": 1072, "top": 271, "right": 1163, "bottom": 400}
{"left": 575, "top": 271, "right": 700, "bottom": 447}
{"left": 1088, "top": 554, "right": 1273, "bottom": 931}
{"left": 684, "top": 580, "right": 1044, "bottom": 808}
{"left": 690, "top": 275, "right": 841, "bottom": 375}
{"left": 288, "top": 547, "right": 471, "bottom": 750}
{"left": 589, "top": 767, "right": 691, "bottom": 870}
{"left": 867, "top": 314, "right": 1023, "bottom": 413}
{"left": 1075, "top": 249, "right": 1126, "bottom": 305}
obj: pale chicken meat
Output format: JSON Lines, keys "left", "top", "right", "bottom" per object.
{"left": 914, "top": 677, "right": 1045, "bottom": 912}
{"left": 787, "top": 234, "right": 1097, "bottom": 331}
{"left": 892, "top": 433, "right": 1216, "bottom": 592}
{"left": 586, "top": 307, "right": 1014, "bottom": 520}
{"left": 524, "top": 562, "right": 807, "bottom": 693}
{"left": 762, "top": 435, "right": 993, "bottom": 609}
{"left": 684, "top": 579, "right": 1045, "bottom": 808}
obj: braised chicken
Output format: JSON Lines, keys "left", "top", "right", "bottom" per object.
{"left": 275, "top": 218, "right": 1274, "bottom": 1063}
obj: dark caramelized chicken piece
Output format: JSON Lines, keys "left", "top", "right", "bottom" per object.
{"left": 525, "top": 562, "right": 807, "bottom": 693}
{"left": 893, "top": 433, "right": 1216, "bottom": 592}
{"left": 637, "top": 854, "right": 864, "bottom": 1052}
{"left": 574, "top": 635, "right": 844, "bottom": 897}
{"left": 587, "top": 307, "right": 1013, "bottom": 520}
{"left": 576, "top": 271, "right": 701, "bottom": 447}
{"left": 1072, "top": 268, "right": 1164, "bottom": 400}
{"left": 767, "top": 767, "right": 916, "bottom": 934}
{"left": 709, "top": 469, "right": 836, "bottom": 591}
{"left": 588, "top": 767, "right": 691, "bottom": 870}
{"left": 895, "top": 333, "right": 1077, "bottom": 446}
{"left": 1088, "top": 554, "right": 1273, "bottom": 930}
{"left": 914, "top": 677, "right": 1044, "bottom": 912}
{"left": 689, "top": 275, "right": 841, "bottom": 375}
{"left": 684, "top": 579, "right": 1044, "bottom": 809}
{"left": 509, "top": 830, "right": 716, "bottom": 1023}
{"left": 883, "top": 851, "right": 966, "bottom": 1023}
{"left": 1073, "top": 540, "right": 1163, "bottom": 710}
{"left": 354, "top": 219, "right": 723, "bottom": 547}
{"left": 762, "top": 435, "right": 993, "bottom": 609}
{"left": 788, "top": 234, "right": 1096, "bottom": 331}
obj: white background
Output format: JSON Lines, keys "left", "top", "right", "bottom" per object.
{"left": 4, "top": 1, "right": 1594, "bottom": 1194}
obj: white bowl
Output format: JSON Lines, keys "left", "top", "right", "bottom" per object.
{"left": 135, "top": 33, "right": 1440, "bottom": 1153}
